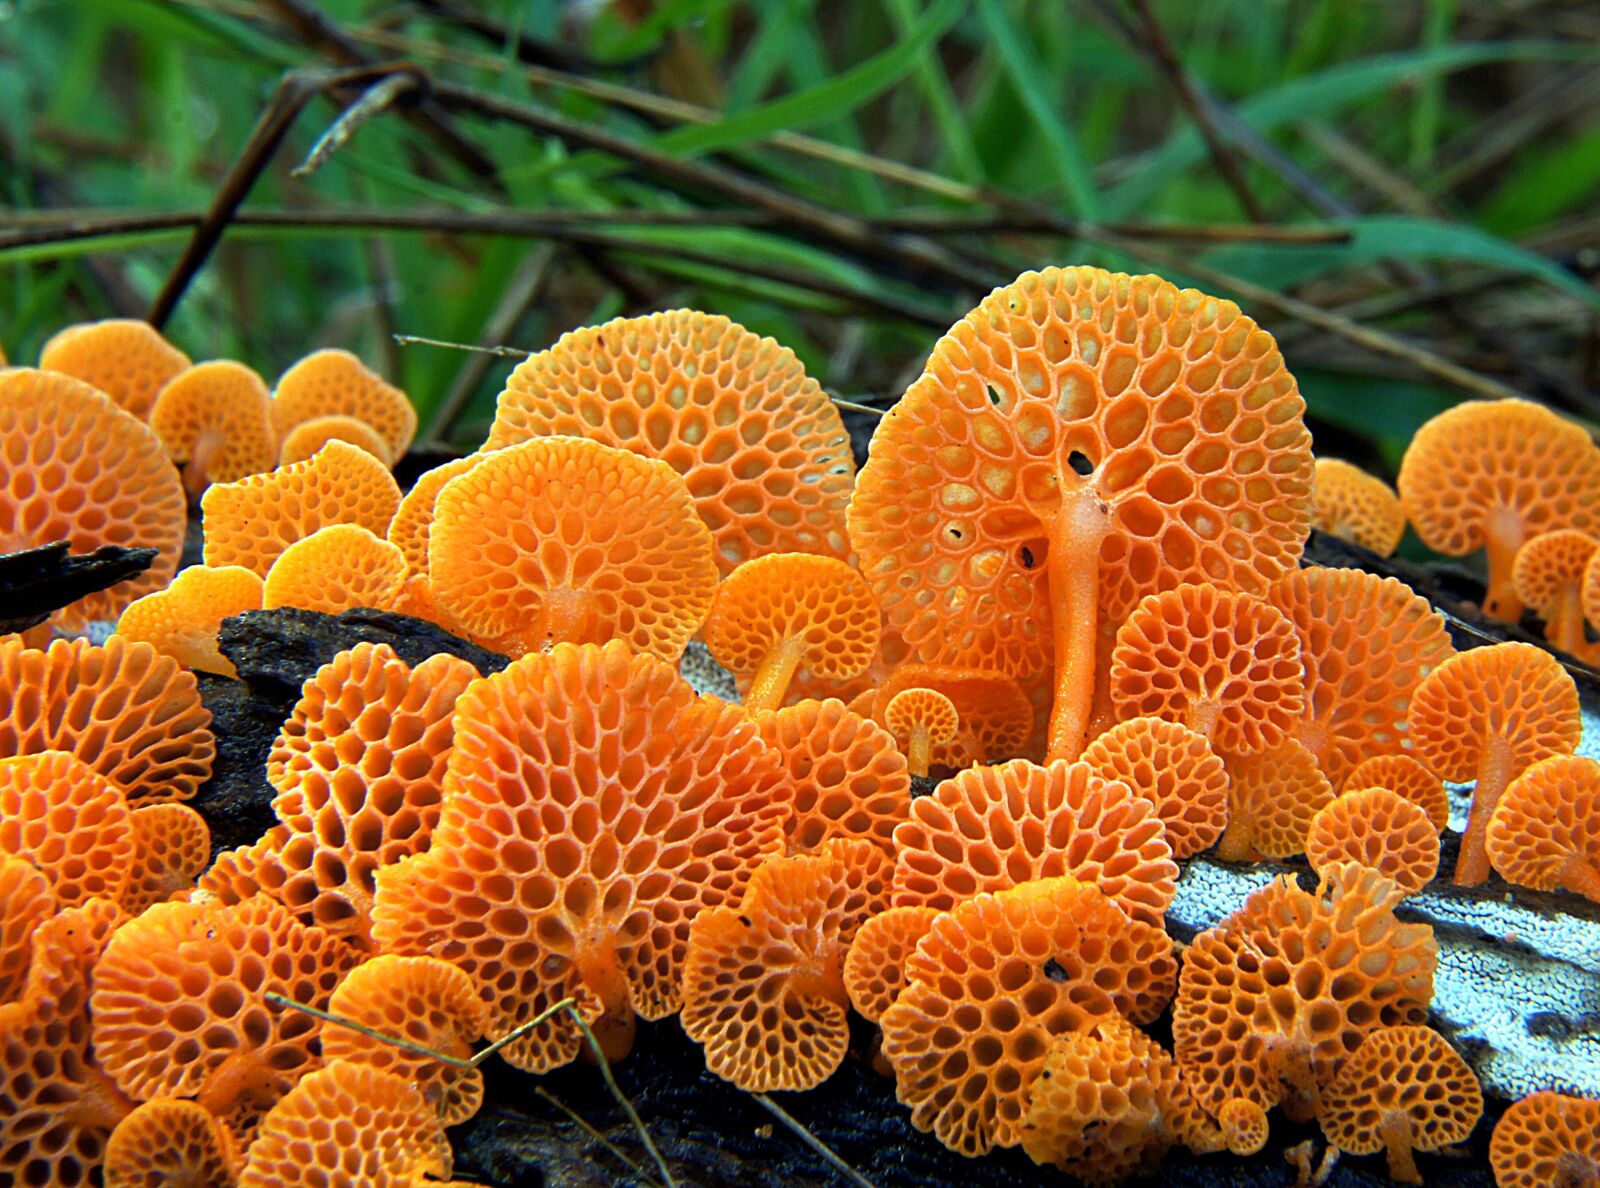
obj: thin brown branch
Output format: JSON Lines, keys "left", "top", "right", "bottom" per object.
{"left": 751, "top": 1094, "right": 878, "bottom": 1188}
{"left": 291, "top": 70, "right": 421, "bottom": 178}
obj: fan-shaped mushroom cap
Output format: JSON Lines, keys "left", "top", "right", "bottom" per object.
{"left": 104, "top": 1099, "right": 241, "bottom": 1188}
{"left": 884, "top": 688, "right": 959, "bottom": 778}
{"left": 1318, "top": 1025, "right": 1481, "bottom": 1183}
{"left": 682, "top": 839, "right": 889, "bottom": 1091}
{"left": 847, "top": 266, "right": 1313, "bottom": 761}
{"left": 270, "top": 349, "right": 416, "bottom": 461}
{"left": 262, "top": 523, "right": 408, "bottom": 614}
{"left": 1216, "top": 1097, "right": 1270, "bottom": 1156}
{"left": 1082, "top": 716, "right": 1229, "bottom": 858}
{"left": 1410, "top": 641, "right": 1581, "bottom": 885}
{"left": 1490, "top": 1091, "right": 1600, "bottom": 1188}
{"left": 755, "top": 698, "right": 909, "bottom": 855}
{"left": 843, "top": 905, "right": 941, "bottom": 1023}
{"left": 1214, "top": 738, "right": 1335, "bottom": 862}
{"left": 1312, "top": 457, "right": 1406, "bottom": 557}
{"left": 148, "top": 360, "right": 277, "bottom": 498}
{"left": 0, "top": 750, "right": 133, "bottom": 906}
{"left": 865, "top": 663, "right": 1034, "bottom": 769}
{"left": 1399, "top": 397, "right": 1600, "bottom": 620}
{"left": 116, "top": 563, "right": 264, "bottom": 678}
{"left": 429, "top": 436, "right": 718, "bottom": 662}
{"left": 1266, "top": 567, "right": 1453, "bottom": 789}
{"left": 0, "top": 635, "right": 214, "bottom": 804}
{"left": 489, "top": 309, "right": 854, "bottom": 575}
{"left": 387, "top": 454, "right": 479, "bottom": 575}
{"left": 39, "top": 319, "right": 191, "bottom": 419}
{"left": 1514, "top": 530, "right": 1599, "bottom": 656}
{"left": 880, "top": 876, "right": 1178, "bottom": 1157}
{"left": 1, "top": 368, "right": 186, "bottom": 625}
{"left": 0, "top": 855, "right": 52, "bottom": 1004}
{"left": 279, "top": 413, "right": 392, "bottom": 469}
{"left": 1173, "top": 863, "right": 1436, "bottom": 1122}
{"left": 237, "top": 1060, "right": 451, "bottom": 1188}
{"left": 371, "top": 640, "right": 790, "bottom": 1073}
{"left": 1306, "top": 788, "right": 1440, "bottom": 896}
{"left": 706, "top": 553, "right": 880, "bottom": 712}
{"left": 90, "top": 895, "right": 360, "bottom": 1136}
{"left": 0, "top": 897, "right": 134, "bottom": 1187}
{"left": 891, "top": 758, "right": 1178, "bottom": 939}
{"left": 1487, "top": 754, "right": 1600, "bottom": 901}
{"left": 323, "top": 955, "right": 487, "bottom": 1126}
{"left": 1344, "top": 753, "right": 1450, "bottom": 832}
{"left": 121, "top": 803, "right": 211, "bottom": 914}
{"left": 1110, "top": 583, "right": 1304, "bottom": 754}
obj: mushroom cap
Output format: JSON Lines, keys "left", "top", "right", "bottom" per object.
{"left": 879, "top": 875, "right": 1178, "bottom": 1157}
{"left": 115, "top": 563, "right": 264, "bottom": 678}
{"left": 1319, "top": 1025, "right": 1481, "bottom": 1162}
{"left": 0, "top": 368, "right": 186, "bottom": 624}
{"left": 39, "top": 319, "right": 191, "bottom": 419}
{"left": 1581, "top": 549, "right": 1600, "bottom": 636}
{"left": 842, "top": 904, "right": 941, "bottom": 1023}
{"left": 681, "top": 839, "right": 889, "bottom": 1092}
{"left": 1220, "top": 738, "right": 1336, "bottom": 859}
{"left": 0, "top": 750, "right": 134, "bottom": 907}
{"left": 370, "top": 640, "right": 790, "bottom": 1073}
{"left": 705, "top": 553, "right": 881, "bottom": 683}
{"left": 755, "top": 698, "right": 910, "bottom": 855}
{"left": 488, "top": 308, "right": 855, "bottom": 576}
{"left": 120, "top": 803, "right": 211, "bottom": 914}
{"left": 1398, "top": 397, "right": 1600, "bottom": 559}
{"left": 201, "top": 440, "right": 402, "bottom": 577}
{"left": 269, "top": 348, "right": 416, "bottom": 460}
{"left": 1081, "top": 716, "right": 1229, "bottom": 858}
{"left": 262, "top": 523, "right": 409, "bottom": 614}
{"left": 1109, "top": 582, "right": 1305, "bottom": 754}
{"left": 1490, "top": 1091, "right": 1600, "bottom": 1188}
{"left": 1306, "top": 788, "right": 1440, "bottom": 895}
{"left": 1312, "top": 457, "right": 1406, "bottom": 557}
{"left": 1266, "top": 567, "right": 1453, "bottom": 788}
{"left": 891, "top": 758, "right": 1179, "bottom": 938}
{"left": 387, "top": 454, "right": 479, "bottom": 575}
{"left": 1344, "top": 753, "right": 1450, "bottom": 833}
{"left": 148, "top": 360, "right": 277, "bottom": 485}
{"left": 279, "top": 413, "right": 393, "bottom": 468}
{"left": 0, "top": 897, "right": 134, "bottom": 1188}
{"left": 865, "top": 663, "right": 1034, "bottom": 769}
{"left": 884, "top": 688, "right": 960, "bottom": 749}
{"left": 1487, "top": 754, "right": 1600, "bottom": 895}
{"left": 104, "top": 1098, "right": 241, "bottom": 1188}
{"left": 237, "top": 1059, "right": 450, "bottom": 1188}
{"left": 0, "top": 854, "right": 53, "bottom": 1004}
{"left": 1217, "top": 1098, "right": 1270, "bottom": 1156}
{"left": 429, "top": 436, "right": 718, "bottom": 661}
{"left": 1516, "top": 529, "right": 1600, "bottom": 618}
{"left": 90, "top": 895, "right": 361, "bottom": 1136}
{"left": 1172, "top": 862, "right": 1436, "bottom": 1118}
{"left": 1408, "top": 641, "right": 1580, "bottom": 783}
{"left": 323, "top": 955, "right": 488, "bottom": 1126}
{"left": 0, "top": 635, "right": 214, "bottom": 804}
{"left": 846, "top": 265, "right": 1313, "bottom": 676}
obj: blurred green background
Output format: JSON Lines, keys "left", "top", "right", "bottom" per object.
{"left": 3, "top": 0, "right": 1598, "bottom": 469}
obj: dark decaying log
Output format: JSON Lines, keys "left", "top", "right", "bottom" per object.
{"left": 0, "top": 540, "right": 157, "bottom": 633}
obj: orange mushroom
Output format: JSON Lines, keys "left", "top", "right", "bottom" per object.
{"left": 279, "top": 413, "right": 393, "bottom": 468}
{"left": 200, "top": 440, "right": 402, "bottom": 577}
{"left": 0, "top": 750, "right": 134, "bottom": 907}
{"left": 1214, "top": 738, "right": 1334, "bottom": 861}
{"left": 1398, "top": 397, "right": 1600, "bottom": 620}
{"left": 1216, "top": 1098, "right": 1270, "bottom": 1157}
{"left": 488, "top": 309, "right": 855, "bottom": 575}
{"left": 1487, "top": 754, "right": 1600, "bottom": 900}
{"left": 1409, "top": 641, "right": 1580, "bottom": 885}
{"left": 1318, "top": 1025, "right": 1482, "bottom": 1184}
{"left": 115, "top": 563, "right": 264, "bottom": 677}
{"left": 1344, "top": 752, "right": 1450, "bottom": 833}
{"left": 847, "top": 266, "right": 1313, "bottom": 762}
{"left": 705, "top": 553, "right": 881, "bottom": 712}
{"left": 1490, "top": 1091, "right": 1600, "bottom": 1188}
{"left": 269, "top": 348, "right": 416, "bottom": 462}
{"left": 387, "top": 454, "right": 479, "bottom": 575}
{"left": 1311, "top": 456, "right": 1406, "bottom": 557}
{"left": 428, "top": 436, "right": 719, "bottom": 662}
{"left": 1109, "top": 582, "right": 1305, "bottom": 754}
{"left": 883, "top": 687, "right": 959, "bottom": 778}
{"left": 262, "top": 523, "right": 408, "bottom": 614}
{"left": 147, "top": 360, "right": 277, "bottom": 499}
{"left": 371, "top": 640, "right": 790, "bottom": 1073}
{"left": 1, "top": 368, "right": 186, "bottom": 625}
{"left": 841, "top": 904, "right": 941, "bottom": 1023}
{"left": 1305, "top": 787, "right": 1440, "bottom": 895}
{"left": 681, "top": 839, "right": 889, "bottom": 1091}
{"left": 120, "top": 803, "right": 211, "bottom": 914}
{"left": 1514, "top": 530, "right": 1599, "bottom": 656}
{"left": 39, "top": 318, "right": 191, "bottom": 419}
{"left": 864, "top": 663, "right": 1034, "bottom": 770}
{"left": 1081, "top": 716, "right": 1229, "bottom": 858}
{"left": 0, "top": 853, "right": 53, "bottom": 1004}
{"left": 104, "top": 1099, "right": 241, "bottom": 1188}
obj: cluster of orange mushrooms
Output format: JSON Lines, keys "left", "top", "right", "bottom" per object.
{"left": 3, "top": 267, "right": 1600, "bottom": 1187}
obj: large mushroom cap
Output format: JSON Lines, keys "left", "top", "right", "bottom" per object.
{"left": 1306, "top": 787, "right": 1440, "bottom": 895}
{"left": 1311, "top": 457, "right": 1406, "bottom": 557}
{"left": 0, "top": 750, "right": 133, "bottom": 907}
{"left": 103, "top": 1098, "right": 241, "bottom": 1188}
{"left": 1487, "top": 753, "right": 1600, "bottom": 900}
{"left": 1082, "top": 716, "right": 1229, "bottom": 858}
{"left": 115, "top": 563, "right": 264, "bottom": 678}
{"left": 1490, "top": 1091, "right": 1600, "bottom": 1188}
{"left": 1, "top": 368, "right": 186, "bottom": 625}
{"left": 488, "top": 308, "right": 855, "bottom": 575}
{"left": 39, "top": 319, "right": 191, "bottom": 419}
{"left": 269, "top": 348, "right": 416, "bottom": 461}
{"left": 147, "top": 360, "right": 277, "bottom": 496}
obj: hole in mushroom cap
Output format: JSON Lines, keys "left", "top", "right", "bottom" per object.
{"left": 1042, "top": 957, "right": 1069, "bottom": 982}
{"left": 1068, "top": 451, "right": 1094, "bottom": 477}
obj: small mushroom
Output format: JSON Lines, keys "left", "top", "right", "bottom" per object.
{"left": 1214, "top": 738, "right": 1335, "bottom": 862}
{"left": 842, "top": 904, "right": 941, "bottom": 1023}
{"left": 104, "top": 1099, "right": 240, "bottom": 1188}
{"left": 148, "top": 360, "right": 277, "bottom": 499}
{"left": 120, "top": 803, "right": 212, "bottom": 914}
{"left": 39, "top": 318, "right": 190, "bottom": 419}
{"left": 863, "top": 663, "right": 1034, "bottom": 770}
{"left": 1487, "top": 754, "right": 1600, "bottom": 901}
{"left": 278, "top": 412, "right": 393, "bottom": 468}
{"left": 1514, "top": 530, "right": 1599, "bottom": 656}
{"left": 269, "top": 348, "right": 416, "bottom": 462}
{"left": 1305, "top": 788, "right": 1440, "bottom": 896}
{"left": 1311, "top": 457, "right": 1405, "bottom": 557}
{"left": 1217, "top": 1097, "right": 1270, "bottom": 1156}
{"left": 1490, "top": 1090, "right": 1600, "bottom": 1188}
{"left": 262, "top": 523, "right": 408, "bottom": 614}
{"left": 883, "top": 687, "right": 959, "bottom": 778}
{"left": 115, "top": 563, "right": 265, "bottom": 678}
{"left": 387, "top": 454, "right": 479, "bottom": 575}
{"left": 0, "top": 750, "right": 134, "bottom": 907}
{"left": 1081, "top": 716, "right": 1229, "bottom": 858}
{"left": 1344, "top": 753, "right": 1450, "bottom": 833}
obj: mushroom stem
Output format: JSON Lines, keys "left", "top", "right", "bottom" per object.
{"left": 907, "top": 722, "right": 932, "bottom": 779}
{"left": 1377, "top": 1110, "right": 1421, "bottom": 1184}
{"left": 745, "top": 634, "right": 809, "bottom": 713}
{"left": 574, "top": 937, "right": 638, "bottom": 1064}
{"left": 1213, "top": 815, "right": 1258, "bottom": 864}
{"left": 1550, "top": 585, "right": 1587, "bottom": 657}
{"left": 184, "top": 425, "right": 225, "bottom": 503}
{"left": 1555, "top": 1152, "right": 1600, "bottom": 1188}
{"left": 542, "top": 587, "right": 599, "bottom": 648}
{"left": 65, "top": 1067, "right": 134, "bottom": 1133}
{"left": 1556, "top": 853, "right": 1600, "bottom": 904}
{"left": 1483, "top": 506, "right": 1526, "bottom": 622}
{"left": 1457, "top": 734, "right": 1514, "bottom": 886}
{"left": 1044, "top": 488, "right": 1112, "bottom": 762}
{"left": 1185, "top": 699, "right": 1222, "bottom": 743}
